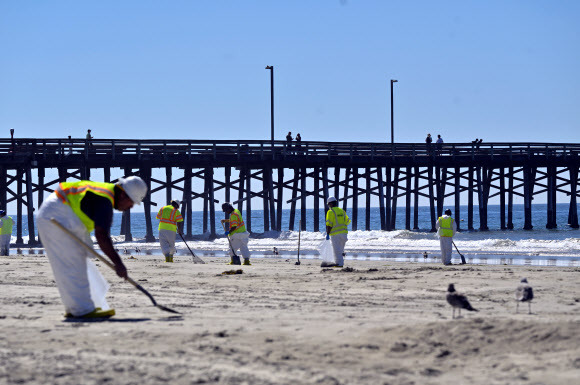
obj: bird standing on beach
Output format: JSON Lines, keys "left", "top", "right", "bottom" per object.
{"left": 446, "top": 283, "right": 478, "bottom": 319}
{"left": 516, "top": 278, "right": 534, "bottom": 314}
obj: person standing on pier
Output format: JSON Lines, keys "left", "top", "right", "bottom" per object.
{"left": 295, "top": 133, "right": 303, "bottom": 154}
{"left": 36, "top": 176, "right": 148, "bottom": 318}
{"left": 0, "top": 210, "right": 13, "bottom": 256}
{"left": 221, "top": 202, "right": 251, "bottom": 265}
{"left": 286, "top": 131, "right": 293, "bottom": 154}
{"left": 324, "top": 197, "right": 351, "bottom": 267}
{"left": 156, "top": 200, "right": 183, "bottom": 263}
{"left": 436, "top": 209, "right": 457, "bottom": 265}
{"left": 426, "top": 133, "right": 433, "bottom": 156}
{"left": 85, "top": 129, "right": 94, "bottom": 151}
{"left": 436, "top": 135, "right": 444, "bottom": 154}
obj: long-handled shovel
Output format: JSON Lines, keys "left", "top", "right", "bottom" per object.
{"left": 178, "top": 232, "right": 205, "bottom": 264}
{"left": 452, "top": 240, "right": 467, "bottom": 265}
{"left": 295, "top": 219, "right": 301, "bottom": 265}
{"left": 50, "top": 218, "right": 181, "bottom": 315}
{"left": 221, "top": 221, "right": 241, "bottom": 265}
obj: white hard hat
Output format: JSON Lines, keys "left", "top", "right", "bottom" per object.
{"left": 327, "top": 196, "right": 337, "bottom": 204}
{"left": 171, "top": 199, "right": 181, "bottom": 206}
{"left": 117, "top": 176, "right": 147, "bottom": 205}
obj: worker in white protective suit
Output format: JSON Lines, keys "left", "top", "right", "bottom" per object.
{"left": 323, "top": 196, "right": 351, "bottom": 267}
{"left": 221, "top": 202, "right": 251, "bottom": 265}
{"left": 36, "top": 177, "right": 147, "bottom": 319}
{"left": 0, "top": 210, "right": 14, "bottom": 256}
{"left": 156, "top": 200, "right": 183, "bottom": 263}
{"left": 436, "top": 208, "right": 457, "bottom": 265}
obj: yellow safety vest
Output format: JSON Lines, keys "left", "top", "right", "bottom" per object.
{"left": 156, "top": 205, "right": 183, "bottom": 232}
{"left": 438, "top": 216, "right": 454, "bottom": 237}
{"left": 55, "top": 181, "right": 115, "bottom": 232}
{"left": 326, "top": 207, "right": 350, "bottom": 236}
{"left": 0, "top": 216, "right": 13, "bottom": 235}
{"left": 228, "top": 209, "right": 246, "bottom": 234}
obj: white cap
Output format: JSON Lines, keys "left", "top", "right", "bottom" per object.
{"left": 117, "top": 176, "right": 147, "bottom": 205}
{"left": 171, "top": 199, "right": 181, "bottom": 206}
{"left": 327, "top": 196, "right": 337, "bottom": 204}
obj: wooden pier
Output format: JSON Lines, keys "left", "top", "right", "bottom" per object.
{"left": 1, "top": 138, "right": 579, "bottom": 244}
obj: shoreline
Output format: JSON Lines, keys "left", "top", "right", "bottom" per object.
{"left": 5, "top": 247, "right": 580, "bottom": 267}
{"left": 6, "top": 226, "right": 580, "bottom": 263}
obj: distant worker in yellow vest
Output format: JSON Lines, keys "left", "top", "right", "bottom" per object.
{"left": 156, "top": 200, "right": 183, "bottom": 263}
{"left": 221, "top": 202, "right": 251, "bottom": 265}
{"left": 324, "top": 197, "right": 351, "bottom": 267}
{"left": 36, "top": 177, "right": 148, "bottom": 319}
{"left": 436, "top": 209, "right": 457, "bottom": 265}
{"left": 0, "top": 210, "right": 14, "bottom": 256}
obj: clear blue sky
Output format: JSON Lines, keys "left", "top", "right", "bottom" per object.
{"left": 1, "top": 0, "right": 579, "bottom": 143}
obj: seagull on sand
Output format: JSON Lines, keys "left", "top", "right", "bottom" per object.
{"left": 446, "top": 283, "right": 478, "bottom": 319}
{"left": 516, "top": 278, "right": 534, "bottom": 314}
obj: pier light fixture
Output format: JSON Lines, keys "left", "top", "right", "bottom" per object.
{"left": 266, "top": 65, "right": 274, "bottom": 148}
{"left": 390, "top": 79, "right": 398, "bottom": 144}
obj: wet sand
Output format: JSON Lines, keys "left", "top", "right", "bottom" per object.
{"left": 1, "top": 254, "right": 579, "bottom": 384}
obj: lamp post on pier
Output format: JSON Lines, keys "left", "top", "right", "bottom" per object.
{"left": 390, "top": 79, "right": 398, "bottom": 144}
{"left": 265, "top": 65, "right": 274, "bottom": 149}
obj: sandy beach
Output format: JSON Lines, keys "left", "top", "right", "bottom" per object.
{"left": 1, "top": 253, "right": 579, "bottom": 385}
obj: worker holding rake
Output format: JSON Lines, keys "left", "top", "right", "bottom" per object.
{"left": 37, "top": 177, "right": 148, "bottom": 319}
{"left": 156, "top": 199, "right": 183, "bottom": 263}
{"left": 221, "top": 202, "right": 251, "bottom": 265}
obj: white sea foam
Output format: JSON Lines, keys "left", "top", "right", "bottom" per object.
{"left": 12, "top": 228, "right": 580, "bottom": 259}
{"left": 113, "top": 228, "right": 580, "bottom": 258}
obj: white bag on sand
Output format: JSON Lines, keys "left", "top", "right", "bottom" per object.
{"left": 319, "top": 239, "right": 335, "bottom": 263}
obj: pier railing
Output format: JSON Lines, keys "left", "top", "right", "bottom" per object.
{"left": 2, "top": 138, "right": 580, "bottom": 163}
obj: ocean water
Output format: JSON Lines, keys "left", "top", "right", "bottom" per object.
{"left": 7, "top": 203, "right": 580, "bottom": 266}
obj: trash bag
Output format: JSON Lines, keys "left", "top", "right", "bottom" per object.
{"left": 319, "top": 239, "right": 335, "bottom": 264}
{"left": 87, "top": 258, "right": 111, "bottom": 311}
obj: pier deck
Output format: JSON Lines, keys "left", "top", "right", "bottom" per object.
{"left": 1, "top": 139, "right": 579, "bottom": 243}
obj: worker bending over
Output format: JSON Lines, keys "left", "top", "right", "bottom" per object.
{"left": 221, "top": 202, "right": 251, "bottom": 265}
{"left": 436, "top": 208, "right": 457, "bottom": 265}
{"left": 325, "top": 197, "right": 351, "bottom": 267}
{"left": 156, "top": 200, "right": 183, "bottom": 262}
{"left": 0, "top": 210, "right": 13, "bottom": 256}
{"left": 37, "top": 177, "right": 147, "bottom": 318}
